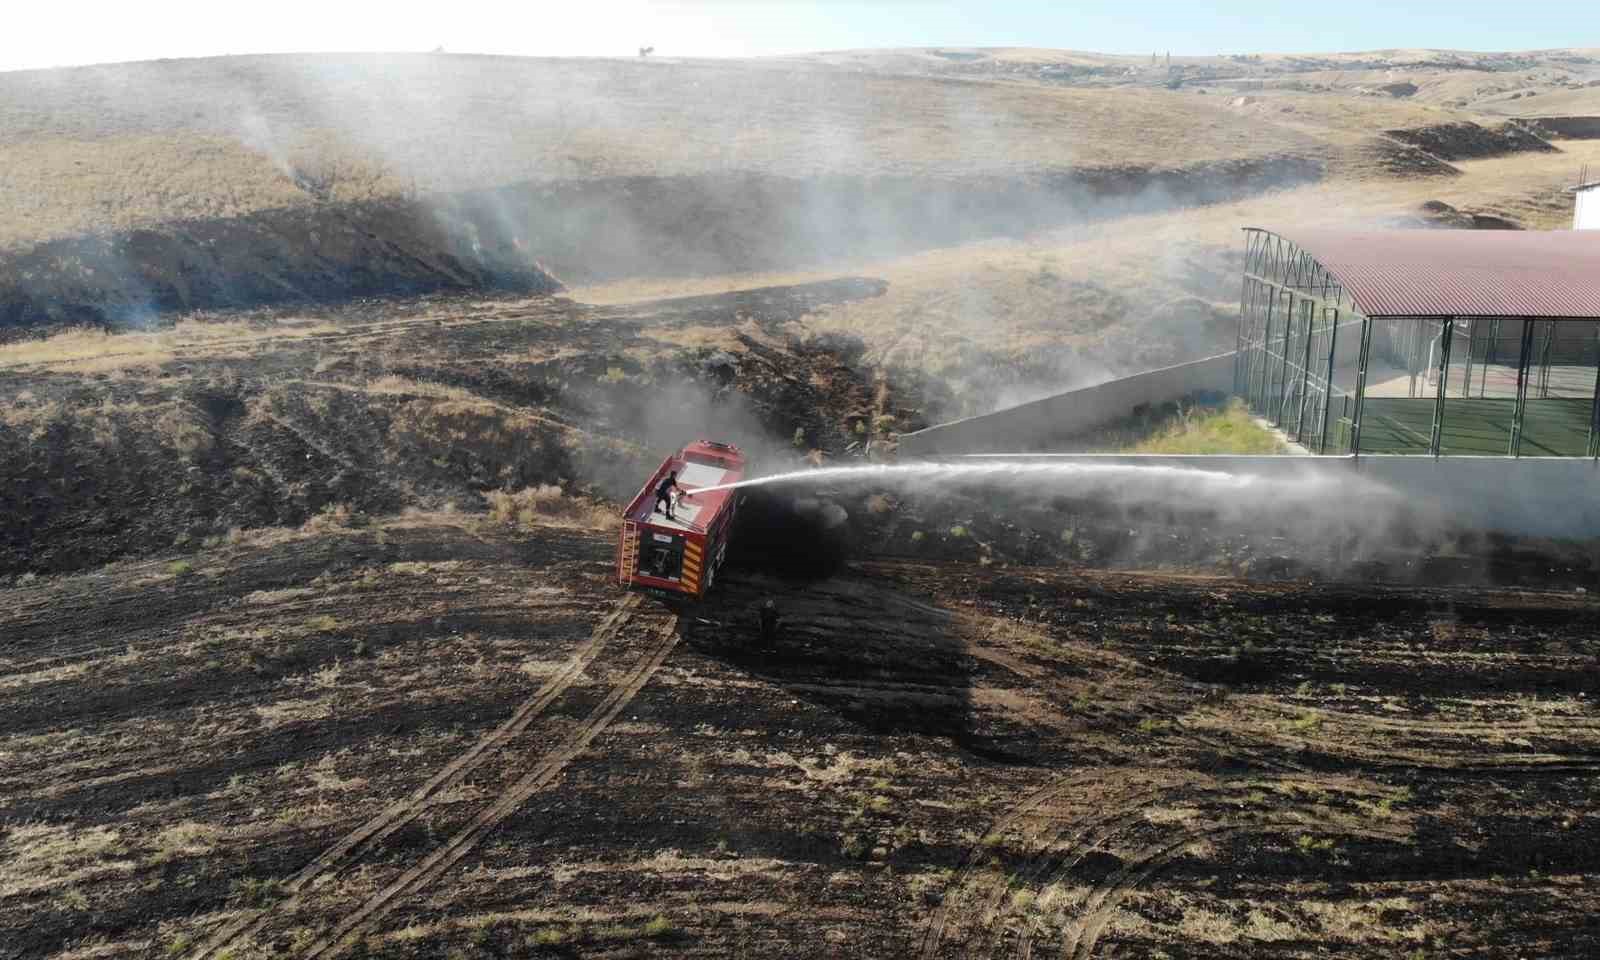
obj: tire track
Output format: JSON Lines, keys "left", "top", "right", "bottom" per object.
{"left": 1043, "top": 800, "right": 1409, "bottom": 959}
{"left": 979, "top": 795, "right": 1167, "bottom": 960}
{"left": 934, "top": 776, "right": 1412, "bottom": 960}
{"left": 1057, "top": 824, "right": 1250, "bottom": 960}
{"left": 187, "top": 593, "right": 641, "bottom": 960}
{"left": 300, "top": 608, "right": 680, "bottom": 959}
{"left": 918, "top": 775, "right": 1177, "bottom": 960}
{"left": 2, "top": 587, "right": 592, "bottom": 676}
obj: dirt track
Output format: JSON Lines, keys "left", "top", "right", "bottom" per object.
{"left": 3, "top": 513, "right": 1597, "bottom": 958}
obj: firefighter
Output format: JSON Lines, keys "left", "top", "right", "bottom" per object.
{"left": 758, "top": 599, "right": 780, "bottom": 647}
{"left": 654, "top": 471, "right": 682, "bottom": 520}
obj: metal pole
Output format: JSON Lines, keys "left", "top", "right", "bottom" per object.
{"left": 1538, "top": 323, "right": 1555, "bottom": 398}
{"left": 1510, "top": 318, "right": 1534, "bottom": 457}
{"left": 1408, "top": 320, "right": 1420, "bottom": 398}
{"left": 1483, "top": 317, "right": 1500, "bottom": 398}
{"left": 1254, "top": 283, "right": 1278, "bottom": 414}
{"left": 1589, "top": 322, "right": 1600, "bottom": 459}
{"left": 1461, "top": 318, "right": 1474, "bottom": 398}
{"left": 1274, "top": 292, "right": 1295, "bottom": 425}
{"left": 1319, "top": 307, "right": 1340, "bottom": 453}
{"left": 1351, "top": 316, "right": 1373, "bottom": 458}
{"left": 1235, "top": 276, "right": 1251, "bottom": 395}
{"left": 1430, "top": 318, "right": 1455, "bottom": 457}
{"left": 1292, "top": 302, "right": 1317, "bottom": 438}
{"left": 1235, "top": 235, "right": 1259, "bottom": 396}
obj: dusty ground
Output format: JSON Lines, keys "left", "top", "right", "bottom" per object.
{"left": 2, "top": 514, "right": 1597, "bottom": 959}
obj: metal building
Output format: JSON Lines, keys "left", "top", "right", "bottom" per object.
{"left": 1236, "top": 227, "right": 1600, "bottom": 456}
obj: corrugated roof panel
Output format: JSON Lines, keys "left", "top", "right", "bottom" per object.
{"left": 1253, "top": 228, "right": 1600, "bottom": 318}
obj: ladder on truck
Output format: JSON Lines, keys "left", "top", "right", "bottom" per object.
{"left": 617, "top": 521, "right": 640, "bottom": 585}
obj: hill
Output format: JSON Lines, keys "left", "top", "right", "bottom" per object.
{"left": 4, "top": 49, "right": 1599, "bottom": 410}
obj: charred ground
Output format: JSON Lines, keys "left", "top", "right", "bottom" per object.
{"left": 2, "top": 280, "right": 1599, "bottom": 960}
{"left": 2, "top": 515, "right": 1597, "bottom": 958}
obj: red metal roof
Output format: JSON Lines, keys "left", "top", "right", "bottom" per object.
{"left": 1255, "top": 228, "right": 1600, "bottom": 319}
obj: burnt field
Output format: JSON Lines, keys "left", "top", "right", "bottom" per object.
{"left": 3, "top": 279, "right": 1600, "bottom": 959}
{"left": 2, "top": 512, "right": 1597, "bottom": 959}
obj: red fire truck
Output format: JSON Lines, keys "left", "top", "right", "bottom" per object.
{"left": 617, "top": 440, "right": 746, "bottom": 598}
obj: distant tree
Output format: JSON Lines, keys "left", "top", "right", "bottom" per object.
{"left": 639, "top": 46, "right": 655, "bottom": 58}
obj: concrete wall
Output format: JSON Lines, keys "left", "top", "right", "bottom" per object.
{"left": 900, "top": 316, "right": 1365, "bottom": 458}
{"left": 899, "top": 352, "right": 1239, "bottom": 456}
{"left": 947, "top": 453, "right": 1600, "bottom": 539}
{"left": 1532, "top": 116, "right": 1600, "bottom": 140}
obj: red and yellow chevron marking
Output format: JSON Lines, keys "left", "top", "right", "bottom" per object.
{"left": 681, "top": 540, "right": 704, "bottom": 595}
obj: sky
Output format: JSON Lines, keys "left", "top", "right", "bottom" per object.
{"left": 2, "top": 0, "right": 1593, "bottom": 72}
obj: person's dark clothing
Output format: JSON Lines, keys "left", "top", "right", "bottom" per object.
{"left": 759, "top": 602, "right": 780, "bottom": 646}
{"left": 654, "top": 474, "right": 680, "bottom": 520}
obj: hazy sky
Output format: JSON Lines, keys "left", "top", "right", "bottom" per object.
{"left": 3, "top": 0, "right": 1592, "bottom": 72}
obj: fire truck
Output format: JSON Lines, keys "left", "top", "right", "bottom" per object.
{"left": 616, "top": 441, "right": 745, "bottom": 598}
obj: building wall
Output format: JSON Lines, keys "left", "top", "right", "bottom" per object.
{"left": 897, "top": 352, "right": 1238, "bottom": 456}
{"left": 1577, "top": 185, "right": 1600, "bottom": 231}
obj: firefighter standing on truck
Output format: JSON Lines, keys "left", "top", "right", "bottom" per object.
{"left": 654, "top": 470, "right": 682, "bottom": 521}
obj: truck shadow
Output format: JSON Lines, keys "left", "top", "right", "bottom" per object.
{"left": 679, "top": 568, "right": 1042, "bottom": 767}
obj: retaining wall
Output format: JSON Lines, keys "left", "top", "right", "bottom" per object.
{"left": 900, "top": 316, "right": 1370, "bottom": 458}
{"left": 899, "top": 352, "right": 1238, "bottom": 456}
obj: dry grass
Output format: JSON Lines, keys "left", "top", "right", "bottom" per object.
{"left": 0, "top": 823, "right": 135, "bottom": 899}
{"left": 0, "top": 53, "right": 1361, "bottom": 253}
{"left": 485, "top": 485, "right": 618, "bottom": 532}
{"left": 359, "top": 375, "right": 483, "bottom": 402}
{"left": 254, "top": 696, "right": 335, "bottom": 728}
{"left": 0, "top": 318, "right": 342, "bottom": 373}
{"left": 7, "top": 49, "right": 1585, "bottom": 253}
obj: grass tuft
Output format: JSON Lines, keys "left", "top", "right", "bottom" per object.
{"left": 1126, "top": 398, "right": 1286, "bottom": 455}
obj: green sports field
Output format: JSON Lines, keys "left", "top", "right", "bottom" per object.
{"left": 1347, "top": 398, "right": 1596, "bottom": 456}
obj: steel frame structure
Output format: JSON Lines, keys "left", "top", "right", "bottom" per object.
{"left": 1235, "top": 228, "right": 1600, "bottom": 458}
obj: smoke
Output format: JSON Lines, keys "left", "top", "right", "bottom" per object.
{"left": 7, "top": 53, "right": 1324, "bottom": 410}
{"left": 728, "top": 489, "right": 854, "bottom": 580}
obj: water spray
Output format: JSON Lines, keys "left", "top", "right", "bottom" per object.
{"left": 686, "top": 461, "right": 1259, "bottom": 496}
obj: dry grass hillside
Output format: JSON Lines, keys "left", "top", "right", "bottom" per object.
{"left": 4, "top": 48, "right": 1599, "bottom": 411}
{"left": 0, "top": 54, "right": 1328, "bottom": 252}
{"left": 4, "top": 49, "right": 1595, "bottom": 252}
